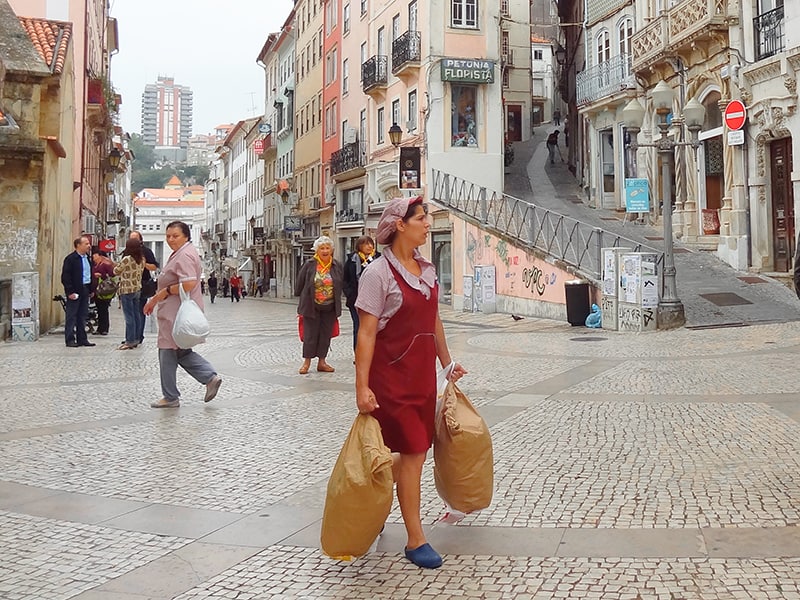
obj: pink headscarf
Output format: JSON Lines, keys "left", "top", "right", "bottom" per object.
{"left": 376, "top": 195, "right": 424, "bottom": 244}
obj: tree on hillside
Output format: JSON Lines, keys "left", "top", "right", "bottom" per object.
{"left": 128, "top": 134, "right": 156, "bottom": 169}
{"left": 179, "top": 165, "right": 210, "bottom": 186}
{"left": 134, "top": 167, "right": 175, "bottom": 191}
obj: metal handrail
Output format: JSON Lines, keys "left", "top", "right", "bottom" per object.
{"left": 430, "top": 169, "right": 663, "bottom": 280}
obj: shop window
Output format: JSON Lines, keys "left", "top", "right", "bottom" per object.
{"left": 451, "top": 85, "right": 478, "bottom": 147}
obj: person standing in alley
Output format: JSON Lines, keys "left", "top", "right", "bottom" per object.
{"left": 61, "top": 236, "right": 95, "bottom": 347}
{"left": 546, "top": 130, "right": 561, "bottom": 165}
{"left": 553, "top": 108, "right": 561, "bottom": 126}
{"left": 128, "top": 231, "right": 159, "bottom": 346}
{"left": 114, "top": 237, "right": 146, "bottom": 350}
{"left": 255, "top": 274, "right": 264, "bottom": 297}
{"left": 143, "top": 221, "right": 222, "bottom": 409}
{"left": 208, "top": 272, "right": 218, "bottom": 303}
{"left": 295, "top": 235, "right": 343, "bottom": 374}
{"left": 343, "top": 235, "right": 380, "bottom": 353}
{"left": 91, "top": 248, "right": 115, "bottom": 336}
{"left": 229, "top": 273, "right": 241, "bottom": 302}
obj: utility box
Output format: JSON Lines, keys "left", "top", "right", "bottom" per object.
{"left": 600, "top": 247, "right": 630, "bottom": 331}
{"left": 617, "top": 252, "right": 659, "bottom": 332}
{"left": 12, "top": 272, "right": 39, "bottom": 341}
{"left": 474, "top": 265, "right": 496, "bottom": 313}
{"left": 462, "top": 275, "right": 475, "bottom": 312}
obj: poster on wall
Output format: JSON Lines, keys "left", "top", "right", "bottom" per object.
{"left": 399, "top": 147, "right": 421, "bottom": 189}
{"left": 462, "top": 275, "right": 474, "bottom": 312}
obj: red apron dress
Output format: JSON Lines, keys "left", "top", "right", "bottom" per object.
{"left": 369, "top": 263, "right": 438, "bottom": 454}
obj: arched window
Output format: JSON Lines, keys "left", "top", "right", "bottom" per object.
{"left": 618, "top": 18, "right": 633, "bottom": 57}
{"left": 596, "top": 30, "right": 610, "bottom": 65}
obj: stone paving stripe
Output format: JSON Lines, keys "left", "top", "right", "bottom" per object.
{"left": 8, "top": 490, "right": 147, "bottom": 525}
{"left": 200, "top": 504, "right": 322, "bottom": 548}
{"left": 493, "top": 393, "right": 551, "bottom": 407}
{"left": 0, "top": 480, "right": 61, "bottom": 509}
{"left": 556, "top": 527, "right": 703, "bottom": 558}
{"left": 704, "top": 527, "right": 800, "bottom": 558}
{"left": 100, "top": 504, "right": 245, "bottom": 538}
{"left": 515, "top": 359, "right": 620, "bottom": 395}
{"left": 84, "top": 541, "right": 261, "bottom": 599}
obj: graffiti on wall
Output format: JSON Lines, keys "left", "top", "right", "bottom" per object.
{"left": 521, "top": 265, "right": 558, "bottom": 296}
{"left": 0, "top": 217, "right": 37, "bottom": 265}
{"left": 619, "top": 305, "right": 656, "bottom": 331}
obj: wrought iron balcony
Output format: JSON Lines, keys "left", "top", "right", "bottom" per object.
{"left": 502, "top": 50, "right": 514, "bottom": 69}
{"left": 576, "top": 54, "right": 635, "bottom": 107}
{"left": 330, "top": 141, "right": 366, "bottom": 176}
{"left": 754, "top": 5, "right": 785, "bottom": 61}
{"left": 632, "top": 0, "right": 733, "bottom": 73}
{"left": 336, "top": 208, "right": 363, "bottom": 223}
{"left": 362, "top": 55, "right": 388, "bottom": 93}
{"left": 392, "top": 31, "right": 421, "bottom": 75}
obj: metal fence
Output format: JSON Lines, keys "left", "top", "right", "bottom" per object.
{"left": 430, "top": 169, "right": 663, "bottom": 281}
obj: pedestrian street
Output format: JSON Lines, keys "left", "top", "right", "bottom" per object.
{"left": 0, "top": 297, "right": 799, "bottom": 599}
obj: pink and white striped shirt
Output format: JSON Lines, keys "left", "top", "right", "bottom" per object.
{"left": 355, "top": 247, "right": 438, "bottom": 331}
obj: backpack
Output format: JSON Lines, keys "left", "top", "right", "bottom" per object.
{"left": 96, "top": 276, "right": 119, "bottom": 300}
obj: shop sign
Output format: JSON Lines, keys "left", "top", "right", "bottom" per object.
{"left": 284, "top": 215, "right": 302, "bottom": 231}
{"left": 441, "top": 58, "right": 495, "bottom": 83}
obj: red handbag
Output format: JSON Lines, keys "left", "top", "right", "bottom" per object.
{"left": 298, "top": 316, "right": 339, "bottom": 341}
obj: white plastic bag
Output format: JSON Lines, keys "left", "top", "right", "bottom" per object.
{"left": 171, "top": 284, "right": 210, "bottom": 348}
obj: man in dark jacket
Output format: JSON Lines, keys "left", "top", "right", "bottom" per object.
{"left": 60, "top": 236, "right": 95, "bottom": 347}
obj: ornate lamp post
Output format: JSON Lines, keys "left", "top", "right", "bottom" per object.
{"left": 388, "top": 122, "right": 403, "bottom": 147}
{"left": 622, "top": 83, "right": 705, "bottom": 329}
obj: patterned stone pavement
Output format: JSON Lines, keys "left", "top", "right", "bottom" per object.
{"left": 1, "top": 297, "right": 799, "bottom": 599}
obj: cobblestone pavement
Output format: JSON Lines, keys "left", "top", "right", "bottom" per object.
{"left": 1, "top": 298, "right": 799, "bottom": 599}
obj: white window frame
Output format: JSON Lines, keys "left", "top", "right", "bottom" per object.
{"left": 407, "top": 89, "right": 417, "bottom": 131}
{"left": 451, "top": 0, "right": 478, "bottom": 29}
{"left": 342, "top": 58, "right": 349, "bottom": 94}
{"left": 377, "top": 107, "right": 385, "bottom": 144}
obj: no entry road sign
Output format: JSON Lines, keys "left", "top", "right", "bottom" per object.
{"left": 724, "top": 100, "right": 747, "bottom": 131}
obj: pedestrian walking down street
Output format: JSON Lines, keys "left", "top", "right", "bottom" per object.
{"left": 355, "top": 195, "right": 467, "bottom": 570}
{"left": 546, "top": 130, "right": 562, "bottom": 165}
{"left": 553, "top": 108, "right": 561, "bottom": 126}
{"left": 343, "top": 235, "right": 380, "bottom": 352}
{"left": 222, "top": 277, "right": 229, "bottom": 298}
{"left": 143, "top": 221, "right": 222, "bottom": 409}
{"left": 229, "top": 274, "right": 242, "bottom": 302}
{"left": 60, "top": 236, "right": 96, "bottom": 347}
{"left": 208, "top": 273, "right": 218, "bottom": 303}
{"left": 91, "top": 248, "right": 115, "bottom": 336}
{"left": 255, "top": 275, "right": 264, "bottom": 297}
{"left": 295, "top": 235, "right": 343, "bottom": 374}
{"left": 114, "top": 237, "right": 146, "bottom": 350}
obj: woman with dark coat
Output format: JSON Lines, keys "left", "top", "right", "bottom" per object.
{"left": 295, "top": 235, "right": 343, "bottom": 374}
{"left": 343, "top": 235, "right": 380, "bottom": 351}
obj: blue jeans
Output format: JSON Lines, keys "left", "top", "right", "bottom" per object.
{"left": 348, "top": 304, "right": 359, "bottom": 350}
{"left": 120, "top": 292, "right": 142, "bottom": 345}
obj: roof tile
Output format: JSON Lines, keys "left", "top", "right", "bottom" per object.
{"left": 18, "top": 17, "right": 72, "bottom": 75}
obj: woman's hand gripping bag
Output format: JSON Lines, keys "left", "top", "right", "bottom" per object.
{"left": 433, "top": 382, "right": 494, "bottom": 514}
{"left": 321, "top": 413, "right": 393, "bottom": 561}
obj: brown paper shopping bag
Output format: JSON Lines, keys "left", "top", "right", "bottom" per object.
{"left": 321, "top": 413, "right": 393, "bottom": 560}
{"left": 433, "top": 382, "right": 494, "bottom": 513}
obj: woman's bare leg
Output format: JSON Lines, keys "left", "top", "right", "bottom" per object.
{"left": 395, "top": 452, "right": 427, "bottom": 549}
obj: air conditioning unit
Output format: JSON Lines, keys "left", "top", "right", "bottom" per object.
{"left": 325, "top": 183, "right": 336, "bottom": 205}
{"left": 406, "top": 119, "right": 417, "bottom": 132}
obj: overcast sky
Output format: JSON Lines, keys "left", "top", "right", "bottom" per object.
{"left": 109, "top": 0, "right": 294, "bottom": 136}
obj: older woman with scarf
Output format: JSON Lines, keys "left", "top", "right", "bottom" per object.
{"left": 295, "top": 235, "right": 343, "bottom": 374}
{"left": 354, "top": 195, "right": 466, "bottom": 570}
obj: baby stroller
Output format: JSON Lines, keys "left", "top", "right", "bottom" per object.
{"left": 53, "top": 294, "right": 99, "bottom": 335}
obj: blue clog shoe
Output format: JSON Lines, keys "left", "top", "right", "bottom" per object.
{"left": 404, "top": 543, "right": 443, "bottom": 569}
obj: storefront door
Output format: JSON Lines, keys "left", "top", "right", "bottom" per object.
{"left": 770, "top": 138, "right": 794, "bottom": 271}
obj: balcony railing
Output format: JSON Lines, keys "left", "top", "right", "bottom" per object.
{"left": 336, "top": 208, "right": 363, "bottom": 223}
{"left": 331, "top": 141, "right": 366, "bottom": 176}
{"left": 392, "top": 31, "right": 421, "bottom": 74}
{"left": 632, "top": 0, "right": 732, "bottom": 72}
{"left": 362, "top": 55, "right": 388, "bottom": 92}
{"left": 576, "top": 54, "right": 635, "bottom": 106}
{"left": 502, "top": 50, "right": 514, "bottom": 68}
{"left": 754, "top": 5, "right": 785, "bottom": 61}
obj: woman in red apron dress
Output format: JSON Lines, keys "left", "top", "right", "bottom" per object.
{"left": 355, "top": 196, "right": 467, "bottom": 569}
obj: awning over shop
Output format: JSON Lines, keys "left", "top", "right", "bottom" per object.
{"left": 237, "top": 257, "right": 253, "bottom": 272}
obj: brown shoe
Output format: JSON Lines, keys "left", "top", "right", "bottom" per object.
{"left": 317, "top": 363, "right": 335, "bottom": 373}
{"left": 204, "top": 375, "right": 222, "bottom": 403}
{"left": 150, "top": 398, "right": 180, "bottom": 409}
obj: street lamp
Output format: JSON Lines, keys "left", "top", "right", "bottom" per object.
{"left": 623, "top": 82, "right": 705, "bottom": 329}
{"left": 107, "top": 148, "right": 123, "bottom": 169}
{"left": 388, "top": 122, "right": 403, "bottom": 147}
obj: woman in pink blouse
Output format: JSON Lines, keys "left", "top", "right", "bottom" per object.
{"left": 294, "top": 236, "right": 343, "bottom": 374}
{"left": 354, "top": 195, "right": 466, "bottom": 569}
{"left": 143, "top": 221, "right": 222, "bottom": 409}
